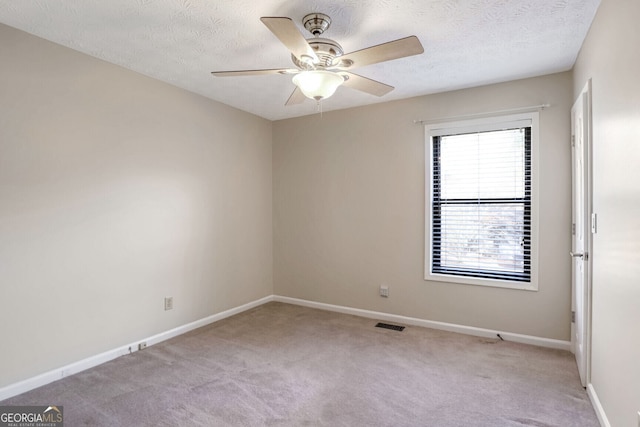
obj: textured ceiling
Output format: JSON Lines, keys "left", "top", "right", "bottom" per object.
{"left": 0, "top": 0, "right": 600, "bottom": 121}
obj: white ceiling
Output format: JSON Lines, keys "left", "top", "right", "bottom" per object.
{"left": 0, "top": 0, "right": 600, "bottom": 121}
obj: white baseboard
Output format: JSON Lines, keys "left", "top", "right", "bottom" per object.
{"left": 587, "top": 384, "right": 611, "bottom": 427}
{"left": 273, "top": 295, "right": 572, "bottom": 351}
{"left": 0, "top": 295, "right": 274, "bottom": 401}
{"left": 1, "top": 293, "right": 573, "bottom": 402}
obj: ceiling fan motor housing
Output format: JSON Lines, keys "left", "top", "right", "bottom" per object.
{"left": 292, "top": 38, "right": 344, "bottom": 68}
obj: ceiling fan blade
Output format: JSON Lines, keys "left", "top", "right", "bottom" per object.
{"left": 335, "top": 36, "right": 424, "bottom": 69}
{"left": 285, "top": 87, "right": 306, "bottom": 106}
{"left": 211, "top": 68, "right": 298, "bottom": 77}
{"left": 260, "top": 17, "right": 319, "bottom": 64}
{"left": 341, "top": 72, "right": 394, "bottom": 97}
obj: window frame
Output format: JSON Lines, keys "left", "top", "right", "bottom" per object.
{"left": 424, "top": 112, "right": 539, "bottom": 291}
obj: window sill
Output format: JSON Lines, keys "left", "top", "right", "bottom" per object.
{"left": 425, "top": 272, "right": 538, "bottom": 291}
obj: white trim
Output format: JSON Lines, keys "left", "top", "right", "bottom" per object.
{"left": 0, "top": 294, "right": 574, "bottom": 402}
{"left": 587, "top": 384, "right": 611, "bottom": 427}
{"left": 428, "top": 118, "right": 532, "bottom": 136}
{"left": 570, "top": 79, "right": 593, "bottom": 386}
{"left": 273, "top": 296, "right": 571, "bottom": 351}
{"left": 424, "top": 111, "right": 540, "bottom": 291}
{"left": 0, "top": 295, "right": 274, "bottom": 401}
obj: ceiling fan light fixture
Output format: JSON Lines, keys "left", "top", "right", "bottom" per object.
{"left": 292, "top": 70, "right": 344, "bottom": 101}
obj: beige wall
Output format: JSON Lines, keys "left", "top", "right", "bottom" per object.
{"left": 573, "top": 0, "right": 640, "bottom": 425}
{"left": 0, "top": 24, "right": 273, "bottom": 387}
{"left": 2, "top": 10, "right": 603, "bottom": 399}
{"left": 273, "top": 72, "right": 573, "bottom": 340}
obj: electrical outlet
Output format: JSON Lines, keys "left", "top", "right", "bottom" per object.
{"left": 138, "top": 342, "right": 147, "bottom": 351}
{"left": 164, "top": 296, "right": 173, "bottom": 311}
{"left": 379, "top": 285, "right": 389, "bottom": 298}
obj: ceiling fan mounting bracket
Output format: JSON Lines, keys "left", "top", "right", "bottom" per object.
{"left": 303, "top": 13, "right": 332, "bottom": 36}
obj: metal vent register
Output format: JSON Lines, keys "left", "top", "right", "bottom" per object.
{"left": 375, "top": 322, "right": 405, "bottom": 332}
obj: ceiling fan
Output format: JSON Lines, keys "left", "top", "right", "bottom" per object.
{"left": 211, "top": 13, "right": 424, "bottom": 105}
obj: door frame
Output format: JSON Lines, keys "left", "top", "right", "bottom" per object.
{"left": 571, "top": 79, "right": 593, "bottom": 386}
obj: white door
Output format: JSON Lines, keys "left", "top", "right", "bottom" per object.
{"left": 571, "top": 82, "right": 592, "bottom": 387}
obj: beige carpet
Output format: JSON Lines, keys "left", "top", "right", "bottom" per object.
{"left": 1, "top": 302, "right": 599, "bottom": 426}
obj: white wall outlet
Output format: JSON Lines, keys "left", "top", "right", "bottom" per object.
{"left": 379, "top": 285, "right": 389, "bottom": 298}
{"left": 164, "top": 296, "right": 173, "bottom": 311}
{"left": 138, "top": 342, "right": 147, "bottom": 351}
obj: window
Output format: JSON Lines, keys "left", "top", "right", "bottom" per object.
{"left": 425, "top": 113, "right": 538, "bottom": 290}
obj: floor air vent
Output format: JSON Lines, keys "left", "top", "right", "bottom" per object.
{"left": 375, "top": 322, "right": 405, "bottom": 331}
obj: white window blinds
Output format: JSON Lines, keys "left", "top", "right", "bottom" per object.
{"left": 431, "top": 126, "right": 532, "bottom": 283}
